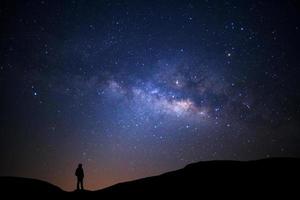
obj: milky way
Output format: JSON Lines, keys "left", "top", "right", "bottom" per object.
{"left": 1, "top": 0, "right": 300, "bottom": 191}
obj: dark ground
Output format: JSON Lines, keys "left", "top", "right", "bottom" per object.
{"left": 1, "top": 157, "right": 299, "bottom": 198}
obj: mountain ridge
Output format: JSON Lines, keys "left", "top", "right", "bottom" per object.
{"left": 1, "top": 157, "right": 299, "bottom": 197}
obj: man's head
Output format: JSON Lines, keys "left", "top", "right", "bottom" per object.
{"left": 78, "top": 163, "right": 82, "bottom": 168}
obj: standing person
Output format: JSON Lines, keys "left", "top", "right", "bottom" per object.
{"left": 75, "top": 163, "right": 84, "bottom": 190}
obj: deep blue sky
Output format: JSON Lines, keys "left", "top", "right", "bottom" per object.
{"left": 1, "top": 0, "right": 300, "bottom": 190}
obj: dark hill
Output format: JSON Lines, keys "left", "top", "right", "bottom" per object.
{"left": 0, "top": 177, "right": 63, "bottom": 194}
{"left": 95, "top": 157, "right": 300, "bottom": 197}
{"left": 1, "top": 157, "right": 299, "bottom": 197}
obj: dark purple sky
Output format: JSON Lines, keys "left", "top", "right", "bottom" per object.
{"left": 1, "top": 0, "right": 300, "bottom": 191}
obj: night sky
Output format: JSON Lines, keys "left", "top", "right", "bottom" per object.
{"left": 1, "top": 0, "right": 300, "bottom": 191}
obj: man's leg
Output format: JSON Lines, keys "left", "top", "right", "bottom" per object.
{"left": 77, "top": 179, "right": 80, "bottom": 190}
{"left": 80, "top": 179, "right": 84, "bottom": 190}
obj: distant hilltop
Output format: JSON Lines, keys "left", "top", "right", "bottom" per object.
{"left": 1, "top": 157, "right": 299, "bottom": 198}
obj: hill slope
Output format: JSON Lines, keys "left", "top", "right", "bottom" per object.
{"left": 0, "top": 176, "right": 63, "bottom": 194}
{"left": 96, "top": 157, "right": 300, "bottom": 197}
{"left": 1, "top": 157, "right": 299, "bottom": 197}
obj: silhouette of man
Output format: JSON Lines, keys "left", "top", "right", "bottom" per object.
{"left": 75, "top": 163, "right": 84, "bottom": 190}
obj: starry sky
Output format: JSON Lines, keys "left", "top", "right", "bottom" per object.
{"left": 1, "top": 0, "right": 300, "bottom": 191}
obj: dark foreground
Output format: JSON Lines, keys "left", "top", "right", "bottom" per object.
{"left": 1, "top": 157, "right": 299, "bottom": 198}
